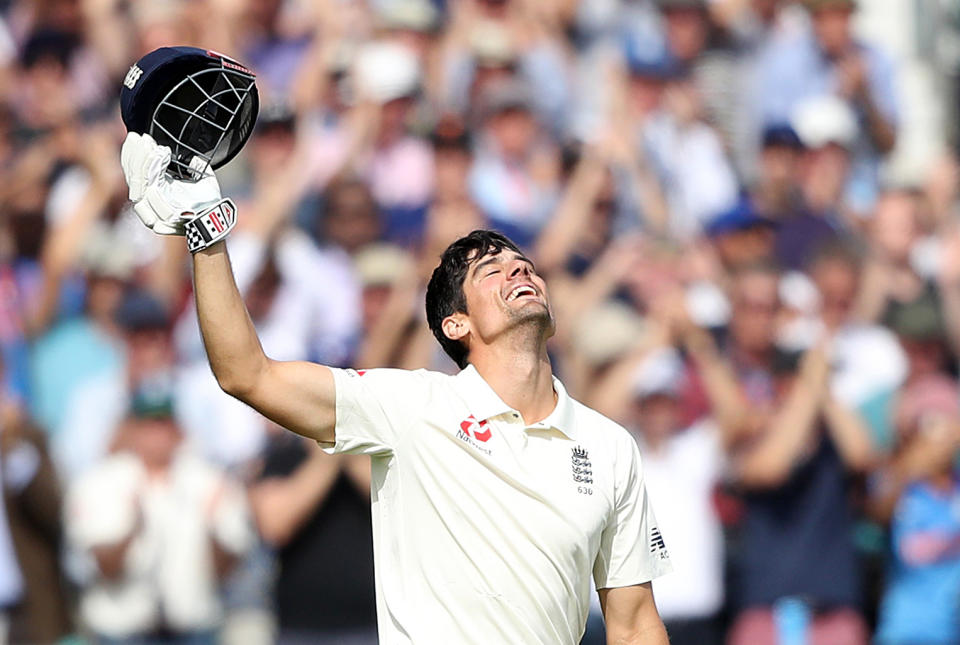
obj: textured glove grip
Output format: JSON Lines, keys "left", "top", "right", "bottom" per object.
{"left": 184, "top": 199, "right": 237, "bottom": 253}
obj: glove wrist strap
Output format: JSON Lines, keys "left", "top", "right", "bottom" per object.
{"left": 184, "top": 199, "right": 237, "bottom": 253}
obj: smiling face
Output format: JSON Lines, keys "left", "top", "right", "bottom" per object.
{"left": 444, "top": 248, "right": 555, "bottom": 357}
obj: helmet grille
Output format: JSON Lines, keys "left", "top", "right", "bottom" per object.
{"left": 150, "top": 65, "right": 257, "bottom": 181}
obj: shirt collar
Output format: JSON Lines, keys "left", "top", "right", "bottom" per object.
{"left": 454, "top": 364, "right": 579, "bottom": 441}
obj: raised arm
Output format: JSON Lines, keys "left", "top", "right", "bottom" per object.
{"left": 120, "top": 132, "right": 338, "bottom": 444}
{"left": 193, "top": 243, "right": 336, "bottom": 443}
{"left": 735, "top": 346, "right": 829, "bottom": 488}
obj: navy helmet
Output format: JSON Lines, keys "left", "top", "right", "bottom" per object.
{"left": 120, "top": 46, "right": 259, "bottom": 181}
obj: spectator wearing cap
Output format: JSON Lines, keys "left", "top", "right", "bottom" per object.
{"left": 353, "top": 41, "right": 435, "bottom": 246}
{"left": 871, "top": 375, "right": 960, "bottom": 645}
{"left": 65, "top": 381, "right": 254, "bottom": 644}
{"left": 27, "top": 221, "right": 130, "bottom": 442}
{"left": 728, "top": 344, "right": 874, "bottom": 645}
{"left": 704, "top": 199, "right": 776, "bottom": 272}
{"left": 765, "top": 96, "right": 858, "bottom": 271}
{"left": 876, "top": 292, "right": 953, "bottom": 451}
{"left": 468, "top": 78, "right": 560, "bottom": 248}
{"left": 52, "top": 289, "right": 173, "bottom": 481}
{"left": 750, "top": 124, "right": 804, "bottom": 222}
{"left": 352, "top": 243, "right": 437, "bottom": 370}
{"left": 628, "top": 347, "right": 726, "bottom": 645}
{"left": 750, "top": 0, "right": 899, "bottom": 214}
{"left": 440, "top": 0, "right": 571, "bottom": 135}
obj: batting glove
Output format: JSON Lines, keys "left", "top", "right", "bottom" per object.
{"left": 120, "top": 132, "right": 237, "bottom": 252}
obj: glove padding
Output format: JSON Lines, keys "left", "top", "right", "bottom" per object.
{"left": 120, "top": 132, "right": 224, "bottom": 236}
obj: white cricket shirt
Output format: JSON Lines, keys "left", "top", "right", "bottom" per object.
{"left": 323, "top": 365, "right": 671, "bottom": 644}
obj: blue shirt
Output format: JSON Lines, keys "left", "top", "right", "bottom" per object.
{"left": 29, "top": 317, "right": 122, "bottom": 436}
{"left": 751, "top": 32, "right": 899, "bottom": 212}
{"left": 876, "top": 476, "right": 960, "bottom": 644}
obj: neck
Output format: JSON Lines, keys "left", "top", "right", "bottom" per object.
{"left": 469, "top": 341, "right": 556, "bottom": 425}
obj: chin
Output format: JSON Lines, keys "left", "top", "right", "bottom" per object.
{"left": 512, "top": 303, "right": 555, "bottom": 332}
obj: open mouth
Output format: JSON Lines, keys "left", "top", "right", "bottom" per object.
{"left": 506, "top": 284, "right": 539, "bottom": 302}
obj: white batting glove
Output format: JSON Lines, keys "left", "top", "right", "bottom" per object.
{"left": 120, "top": 132, "right": 236, "bottom": 251}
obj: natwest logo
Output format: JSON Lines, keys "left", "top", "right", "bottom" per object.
{"left": 459, "top": 415, "right": 492, "bottom": 443}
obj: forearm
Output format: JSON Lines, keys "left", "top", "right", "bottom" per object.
{"left": 534, "top": 158, "right": 606, "bottom": 274}
{"left": 684, "top": 330, "right": 751, "bottom": 443}
{"left": 193, "top": 242, "right": 269, "bottom": 396}
{"left": 857, "top": 92, "right": 896, "bottom": 154}
{"left": 822, "top": 396, "right": 875, "bottom": 472}
{"left": 738, "top": 380, "right": 822, "bottom": 487}
{"left": 250, "top": 456, "right": 341, "bottom": 546}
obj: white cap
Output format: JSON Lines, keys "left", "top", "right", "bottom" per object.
{"left": 573, "top": 301, "right": 646, "bottom": 366}
{"left": 354, "top": 243, "right": 416, "bottom": 287}
{"left": 632, "top": 348, "right": 685, "bottom": 399}
{"left": 791, "top": 94, "right": 858, "bottom": 149}
{"left": 354, "top": 41, "right": 421, "bottom": 103}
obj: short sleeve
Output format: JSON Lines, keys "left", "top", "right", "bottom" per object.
{"left": 594, "top": 437, "right": 672, "bottom": 589}
{"left": 324, "top": 368, "right": 426, "bottom": 457}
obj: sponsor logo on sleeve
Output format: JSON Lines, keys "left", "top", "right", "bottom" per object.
{"left": 650, "top": 527, "right": 669, "bottom": 560}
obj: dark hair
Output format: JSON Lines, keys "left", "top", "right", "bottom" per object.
{"left": 425, "top": 230, "right": 522, "bottom": 368}
{"left": 806, "top": 238, "right": 864, "bottom": 274}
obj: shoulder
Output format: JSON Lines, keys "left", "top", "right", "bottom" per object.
{"left": 332, "top": 367, "right": 456, "bottom": 399}
{"left": 567, "top": 397, "right": 640, "bottom": 456}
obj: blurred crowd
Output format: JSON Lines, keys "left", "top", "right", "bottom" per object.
{"left": 0, "top": 0, "right": 959, "bottom": 643}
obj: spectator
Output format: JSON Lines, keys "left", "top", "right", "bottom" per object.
{"left": 807, "top": 243, "right": 907, "bottom": 413}
{"left": 64, "top": 381, "right": 254, "bottom": 644}
{"left": 0, "top": 360, "right": 70, "bottom": 643}
{"left": 873, "top": 378, "right": 960, "bottom": 645}
{"left": 640, "top": 64, "right": 738, "bottom": 239}
{"left": 53, "top": 289, "right": 172, "bottom": 481}
{"left": 728, "top": 345, "right": 874, "bottom": 645}
{"left": 469, "top": 78, "right": 560, "bottom": 247}
{"left": 249, "top": 429, "right": 376, "bottom": 645}
{"left": 703, "top": 200, "right": 776, "bottom": 272}
{"left": 0, "top": 0, "right": 950, "bottom": 641}
{"left": 627, "top": 348, "right": 726, "bottom": 645}
{"left": 751, "top": 0, "right": 899, "bottom": 214}
{"left": 768, "top": 96, "right": 857, "bottom": 271}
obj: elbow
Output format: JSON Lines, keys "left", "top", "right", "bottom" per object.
{"left": 846, "top": 449, "right": 878, "bottom": 475}
{"left": 214, "top": 372, "right": 254, "bottom": 401}
{"left": 254, "top": 517, "right": 293, "bottom": 548}
{"left": 213, "top": 359, "right": 268, "bottom": 402}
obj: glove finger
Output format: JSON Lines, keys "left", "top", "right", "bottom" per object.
{"left": 133, "top": 199, "right": 159, "bottom": 229}
{"left": 144, "top": 184, "right": 181, "bottom": 223}
{"left": 121, "top": 133, "right": 145, "bottom": 201}
{"left": 153, "top": 220, "right": 184, "bottom": 236}
{"left": 138, "top": 138, "right": 170, "bottom": 188}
